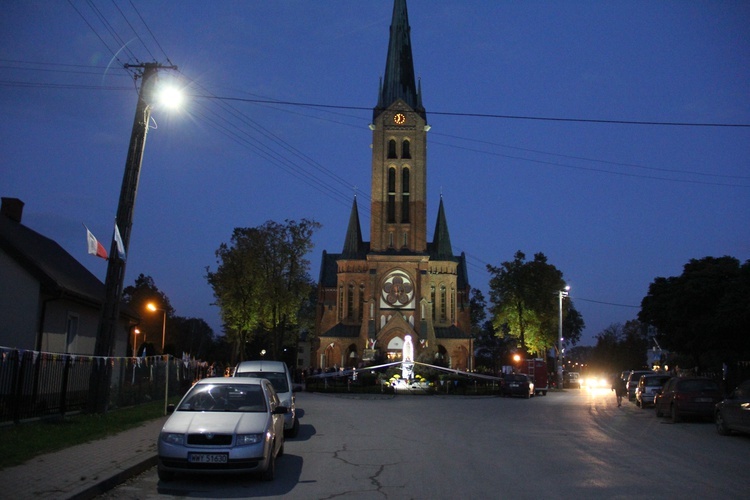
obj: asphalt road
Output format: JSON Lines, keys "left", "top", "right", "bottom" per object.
{"left": 101, "top": 387, "right": 749, "bottom": 499}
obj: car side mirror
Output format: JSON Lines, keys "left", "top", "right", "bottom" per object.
{"left": 274, "top": 406, "right": 289, "bottom": 415}
{"left": 167, "top": 403, "right": 176, "bottom": 414}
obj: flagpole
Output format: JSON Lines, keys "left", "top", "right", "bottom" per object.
{"left": 88, "top": 62, "right": 176, "bottom": 414}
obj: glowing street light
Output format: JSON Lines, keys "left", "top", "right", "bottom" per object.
{"left": 132, "top": 327, "right": 140, "bottom": 355}
{"left": 147, "top": 302, "right": 167, "bottom": 353}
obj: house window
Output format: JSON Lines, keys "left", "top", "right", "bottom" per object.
{"left": 389, "top": 232, "right": 394, "bottom": 248}
{"left": 401, "top": 168, "right": 410, "bottom": 222}
{"left": 66, "top": 314, "right": 79, "bottom": 353}
{"left": 402, "top": 140, "right": 411, "bottom": 159}
{"left": 387, "top": 167, "right": 396, "bottom": 222}
{"left": 388, "top": 139, "right": 397, "bottom": 159}
{"left": 403, "top": 232, "right": 408, "bottom": 248}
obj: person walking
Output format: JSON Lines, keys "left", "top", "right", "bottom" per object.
{"left": 612, "top": 375, "right": 627, "bottom": 407}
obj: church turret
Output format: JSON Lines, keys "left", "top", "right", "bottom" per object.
{"left": 370, "top": 0, "right": 428, "bottom": 253}
{"left": 431, "top": 196, "right": 454, "bottom": 261}
{"left": 341, "top": 197, "right": 363, "bottom": 258}
{"left": 373, "top": 0, "right": 425, "bottom": 121}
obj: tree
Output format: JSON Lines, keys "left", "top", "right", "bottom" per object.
{"left": 206, "top": 219, "right": 320, "bottom": 364}
{"left": 487, "top": 251, "right": 583, "bottom": 358}
{"left": 589, "top": 321, "right": 649, "bottom": 373}
{"left": 639, "top": 256, "right": 750, "bottom": 368}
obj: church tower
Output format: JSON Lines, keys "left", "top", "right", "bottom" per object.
{"left": 314, "top": 0, "right": 472, "bottom": 372}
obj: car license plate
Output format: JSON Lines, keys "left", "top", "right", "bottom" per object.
{"left": 189, "top": 453, "right": 228, "bottom": 464}
{"left": 510, "top": 383, "right": 519, "bottom": 388}
{"left": 694, "top": 397, "right": 713, "bottom": 403}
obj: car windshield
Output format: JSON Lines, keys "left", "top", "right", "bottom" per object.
{"left": 645, "top": 377, "right": 670, "bottom": 386}
{"left": 235, "top": 371, "right": 289, "bottom": 393}
{"left": 678, "top": 379, "right": 719, "bottom": 392}
{"left": 178, "top": 384, "right": 266, "bottom": 412}
{"left": 505, "top": 374, "right": 527, "bottom": 382}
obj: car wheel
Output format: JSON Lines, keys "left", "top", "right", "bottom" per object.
{"left": 671, "top": 404, "right": 681, "bottom": 423}
{"left": 542, "top": 390, "right": 547, "bottom": 396}
{"left": 285, "top": 417, "right": 300, "bottom": 438}
{"left": 716, "top": 411, "right": 731, "bottom": 436}
{"left": 157, "top": 467, "right": 175, "bottom": 482}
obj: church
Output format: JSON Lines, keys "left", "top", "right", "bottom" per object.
{"left": 314, "top": 0, "right": 473, "bottom": 371}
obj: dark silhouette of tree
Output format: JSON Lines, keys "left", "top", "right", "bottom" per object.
{"left": 639, "top": 256, "right": 750, "bottom": 368}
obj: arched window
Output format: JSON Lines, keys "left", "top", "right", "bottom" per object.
{"left": 347, "top": 283, "right": 355, "bottom": 319}
{"left": 440, "top": 285, "right": 447, "bottom": 321}
{"left": 401, "top": 168, "right": 410, "bottom": 222}
{"left": 431, "top": 285, "right": 436, "bottom": 321}
{"left": 358, "top": 283, "right": 365, "bottom": 322}
{"left": 338, "top": 285, "right": 344, "bottom": 320}
{"left": 451, "top": 287, "right": 456, "bottom": 323}
{"left": 387, "top": 167, "right": 396, "bottom": 222}
{"left": 402, "top": 139, "right": 411, "bottom": 159}
{"left": 387, "top": 139, "right": 397, "bottom": 159}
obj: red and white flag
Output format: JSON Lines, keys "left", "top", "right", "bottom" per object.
{"left": 84, "top": 225, "right": 108, "bottom": 260}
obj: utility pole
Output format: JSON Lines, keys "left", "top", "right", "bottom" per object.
{"left": 88, "top": 62, "right": 177, "bottom": 414}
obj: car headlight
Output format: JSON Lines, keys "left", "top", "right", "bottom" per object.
{"left": 161, "top": 432, "right": 184, "bottom": 445}
{"left": 236, "top": 433, "right": 264, "bottom": 446}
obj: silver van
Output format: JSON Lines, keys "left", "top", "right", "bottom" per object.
{"left": 234, "top": 360, "right": 299, "bottom": 437}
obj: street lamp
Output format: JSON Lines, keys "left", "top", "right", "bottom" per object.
{"left": 558, "top": 285, "right": 570, "bottom": 389}
{"left": 147, "top": 303, "right": 167, "bottom": 352}
{"left": 89, "top": 62, "right": 179, "bottom": 414}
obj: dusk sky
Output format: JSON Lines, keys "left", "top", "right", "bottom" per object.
{"left": 2, "top": 1, "right": 748, "bottom": 347}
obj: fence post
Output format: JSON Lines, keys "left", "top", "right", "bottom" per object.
{"left": 164, "top": 355, "right": 169, "bottom": 416}
{"left": 59, "top": 354, "right": 72, "bottom": 416}
{"left": 10, "top": 350, "right": 22, "bottom": 423}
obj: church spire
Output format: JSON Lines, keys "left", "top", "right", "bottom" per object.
{"left": 431, "top": 196, "right": 454, "bottom": 260}
{"left": 341, "top": 197, "right": 363, "bottom": 258}
{"left": 374, "top": 0, "right": 424, "bottom": 120}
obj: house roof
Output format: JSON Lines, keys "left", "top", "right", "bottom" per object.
{"left": 0, "top": 211, "right": 136, "bottom": 318}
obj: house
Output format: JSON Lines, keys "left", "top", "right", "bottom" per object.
{"left": 0, "top": 197, "right": 136, "bottom": 355}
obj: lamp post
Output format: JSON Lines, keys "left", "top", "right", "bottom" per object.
{"left": 558, "top": 285, "right": 570, "bottom": 389}
{"left": 147, "top": 303, "right": 167, "bottom": 353}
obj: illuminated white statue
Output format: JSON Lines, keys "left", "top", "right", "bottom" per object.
{"left": 402, "top": 335, "right": 414, "bottom": 380}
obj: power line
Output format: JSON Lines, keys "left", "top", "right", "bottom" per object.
{"left": 196, "top": 94, "right": 750, "bottom": 129}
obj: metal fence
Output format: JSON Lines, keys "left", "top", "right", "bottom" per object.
{"left": 0, "top": 347, "right": 210, "bottom": 424}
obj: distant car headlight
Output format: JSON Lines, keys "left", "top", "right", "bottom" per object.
{"left": 161, "top": 432, "right": 184, "bottom": 445}
{"left": 236, "top": 433, "right": 264, "bottom": 446}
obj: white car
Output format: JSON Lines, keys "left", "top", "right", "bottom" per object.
{"left": 158, "top": 377, "right": 287, "bottom": 481}
{"left": 234, "top": 360, "right": 299, "bottom": 438}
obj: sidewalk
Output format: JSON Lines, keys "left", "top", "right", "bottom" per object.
{"left": 1, "top": 416, "right": 167, "bottom": 500}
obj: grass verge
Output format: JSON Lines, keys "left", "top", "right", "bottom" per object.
{"left": 0, "top": 400, "right": 170, "bottom": 470}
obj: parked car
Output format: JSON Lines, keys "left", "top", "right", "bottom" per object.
{"left": 502, "top": 373, "right": 534, "bottom": 398}
{"left": 563, "top": 371, "right": 580, "bottom": 389}
{"left": 715, "top": 380, "right": 750, "bottom": 436}
{"left": 635, "top": 373, "right": 671, "bottom": 408}
{"left": 157, "top": 377, "right": 288, "bottom": 481}
{"left": 234, "top": 360, "right": 299, "bottom": 438}
{"left": 626, "top": 370, "right": 653, "bottom": 401}
{"left": 654, "top": 377, "right": 723, "bottom": 423}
